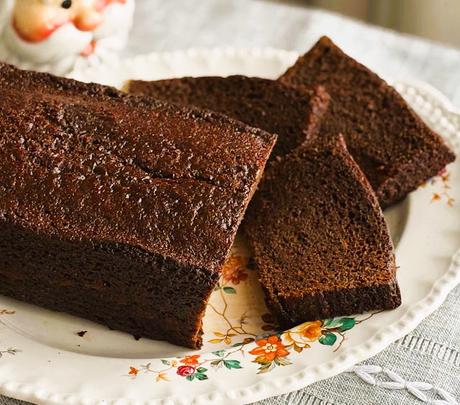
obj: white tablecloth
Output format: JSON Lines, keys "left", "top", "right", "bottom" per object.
{"left": 2, "top": 1, "right": 460, "bottom": 404}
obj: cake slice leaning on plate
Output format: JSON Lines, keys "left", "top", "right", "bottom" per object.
{"left": 125, "top": 75, "right": 330, "bottom": 160}
{"left": 244, "top": 135, "right": 401, "bottom": 328}
{"left": 279, "top": 36, "right": 455, "bottom": 208}
{"left": 0, "top": 62, "right": 276, "bottom": 349}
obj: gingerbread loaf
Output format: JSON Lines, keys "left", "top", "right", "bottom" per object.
{"left": 126, "top": 75, "right": 329, "bottom": 159}
{"left": 244, "top": 135, "right": 401, "bottom": 326}
{"left": 280, "top": 36, "right": 455, "bottom": 208}
{"left": 0, "top": 62, "right": 276, "bottom": 348}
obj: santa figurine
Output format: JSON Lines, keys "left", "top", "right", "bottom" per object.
{"left": 0, "top": 0, "right": 135, "bottom": 75}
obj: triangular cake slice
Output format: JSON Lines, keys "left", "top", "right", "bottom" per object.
{"left": 244, "top": 135, "right": 401, "bottom": 327}
{"left": 279, "top": 36, "right": 455, "bottom": 208}
{"left": 126, "top": 75, "right": 329, "bottom": 159}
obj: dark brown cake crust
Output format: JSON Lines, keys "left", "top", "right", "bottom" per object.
{"left": 126, "top": 75, "right": 329, "bottom": 159}
{"left": 0, "top": 63, "right": 276, "bottom": 348}
{"left": 244, "top": 135, "right": 401, "bottom": 327}
{"left": 280, "top": 36, "right": 455, "bottom": 208}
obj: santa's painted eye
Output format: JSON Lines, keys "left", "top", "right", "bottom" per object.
{"left": 61, "top": 0, "right": 72, "bottom": 9}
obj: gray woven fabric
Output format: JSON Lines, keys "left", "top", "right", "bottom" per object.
{"left": 1, "top": 1, "right": 460, "bottom": 404}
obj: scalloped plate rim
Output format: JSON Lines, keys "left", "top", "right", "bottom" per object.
{"left": 0, "top": 47, "right": 458, "bottom": 405}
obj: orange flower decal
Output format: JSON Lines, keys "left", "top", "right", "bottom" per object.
{"left": 156, "top": 372, "right": 168, "bottom": 382}
{"left": 283, "top": 321, "right": 324, "bottom": 352}
{"left": 180, "top": 355, "right": 200, "bottom": 366}
{"left": 429, "top": 170, "right": 454, "bottom": 207}
{"left": 128, "top": 367, "right": 138, "bottom": 376}
{"left": 249, "top": 335, "right": 289, "bottom": 363}
{"left": 300, "top": 321, "right": 323, "bottom": 340}
{"left": 221, "top": 256, "right": 249, "bottom": 285}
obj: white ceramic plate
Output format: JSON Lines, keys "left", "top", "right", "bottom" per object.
{"left": 0, "top": 49, "right": 459, "bottom": 405}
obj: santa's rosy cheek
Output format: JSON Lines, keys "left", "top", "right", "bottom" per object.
{"left": 73, "top": 10, "right": 103, "bottom": 31}
{"left": 13, "top": 18, "right": 69, "bottom": 42}
{"left": 12, "top": 0, "right": 129, "bottom": 42}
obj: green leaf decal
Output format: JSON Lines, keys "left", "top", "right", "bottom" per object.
{"left": 195, "top": 372, "right": 208, "bottom": 381}
{"left": 160, "top": 359, "right": 170, "bottom": 366}
{"left": 319, "top": 332, "right": 337, "bottom": 346}
{"left": 338, "top": 317, "right": 356, "bottom": 331}
{"left": 323, "top": 318, "right": 342, "bottom": 328}
{"left": 186, "top": 375, "right": 195, "bottom": 382}
{"left": 223, "top": 286, "right": 236, "bottom": 294}
{"left": 212, "top": 350, "right": 225, "bottom": 357}
{"left": 196, "top": 367, "right": 207, "bottom": 373}
{"left": 223, "top": 359, "right": 242, "bottom": 369}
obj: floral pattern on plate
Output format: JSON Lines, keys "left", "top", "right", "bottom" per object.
{"left": 127, "top": 254, "right": 375, "bottom": 381}
{"left": 428, "top": 169, "right": 455, "bottom": 206}
{"left": 0, "top": 309, "right": 19, "bottom": 359}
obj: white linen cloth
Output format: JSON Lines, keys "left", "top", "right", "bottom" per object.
{"left": 1, "top": 1, "right": 459, "bottom": 404}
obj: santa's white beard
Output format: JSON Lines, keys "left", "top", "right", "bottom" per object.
{"left": 0, "top": 23, "right": 92, "bottom": 74}
{"left": 0, "top": 0, "right": 134, "bottom": 76}
{"left": 93, "top": 0, "right": 135, "bottom": 47}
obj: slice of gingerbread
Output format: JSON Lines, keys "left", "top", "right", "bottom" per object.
{"left": 126, "top": 75, "right": 329, "bottom": 159}
{"left": 244, "top": 135, "right": 401, "bottom": 327}
{"left": 280, "top": 36, "right": 455, "bottom": 208}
